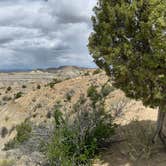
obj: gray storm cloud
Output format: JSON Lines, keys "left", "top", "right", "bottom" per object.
{"left": 0, "top": 0, "right": 96, "bottom": 70}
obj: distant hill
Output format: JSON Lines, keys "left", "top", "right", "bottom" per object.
{"left": 0, "top": 66, "right": 96, "bottom": 73}
{"left": 37, "top": 66, "right": 94, "bottom": 73}
{"left": 0, "top": 69, "right": 32, "bottom": 73}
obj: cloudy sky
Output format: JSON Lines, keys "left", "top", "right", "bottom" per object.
{"left": 0, "top": 0, "right": 96, "bottom": 70}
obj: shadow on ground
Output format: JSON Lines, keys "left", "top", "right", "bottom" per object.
{"left": 95, "top": 120, "right": 166, "bottom": 166}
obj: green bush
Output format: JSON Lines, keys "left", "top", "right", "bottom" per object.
{"left": 22, "top": 85, "right": 27, "bottom": 89}
{"left": 1, "top": 127, "right": 8, "bottom": 138}
{"left": 93, "top": 69, "right": 101, "bottom": 75}
{"left": 101, "top": 84, "right": 115, "bottom": 98}
{"left": 16, "top": 121, "right": 32, "bottom": 143}
{"left": 65, "top": 90, "right": 75, "bottom": 102}
{"left": 37, "top": 84, "right": 41, "bottom": 89}
{"left": 6, "top": 87, "right": 12, "bottom": 91}
{"left": 0, "top": 160, "right": 15, "bottom": 166}
{"left": 47, "top": 78, "right": 62, "bottom": 88}
{"left": 4, "top": 121, "right": 32, "bottom": 150}
{"left": 2, "top": 96, "right": 12, "bottom": 101}
{"left": 84, "top": 71, "right": 90, "bottom": 76}
{"left": 87, "top": 85, "right": 100, "bottom": 103}
{"left": 14, "top": 92, "right": 23, "bottom": 99}
{"left": 47, "top": 86, "right": 115, "bottom": 166}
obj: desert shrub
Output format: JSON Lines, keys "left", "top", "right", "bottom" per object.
{"left": 101, "top": 84, "right": 115, "bottom": 98}
{"left": 22, "top": 85, "right": 27, "bottom": 89}
{"left": 87, "top": 83, "right": 114, "bottom": 105}
{"left": 0, "top": 160, "right": 15, "bottom": 166}
{"left": 46, "top": 111, "right": 52, "bottom": 119}
{"left": 48, "top": 79, "right": 62, "bottom": 88}
{"left": 6, "top": 87, "right": 12, "bottom": 91}
{"left": 16, "top": 121, "right": 32, "bottom": 143}
{"left": 87, "top": 85, "right": 100, "bottom": 103}
{"left": 3, "top": 140, "right": 15, "bottom": 151}
{"left": 84, "top": 71, "right": 90, "bottom": 76}
{"left": 2, "top": 96, "right": 12, "bottom": 101}
{"left": 5, "top": 116, "right": 9, "bottom": 122}
{"left": 65, "top": 90, "right": 75, "bottom": 102}
{"left": 1, "top": 127, "right": 8, "bottom": 138}
{"left": 35, "top": 103, "right": 42, "bottom": 109}
{"left": 4, "top": 121, "right": 32, "bottom": 150}
{"left": 47, "top": 86, "right": 116, "bottom": 165}
{"left": 37, "top": 84, "right": 41, "bottom": 89}
{"left": 14, "top": 92, "right": 23, "bottom": 99}
{"left": 111, "top": 99, "right": 129, "bottom": 118}
{"left": 32, "top": 97, "right": 36, "bottom": 102}
{"left": 93, "top": 69, "right": 101, "bottom": 75}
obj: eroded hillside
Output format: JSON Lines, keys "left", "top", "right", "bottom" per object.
{"left": 0, "top": 68, "right": 164, "bottom": 166}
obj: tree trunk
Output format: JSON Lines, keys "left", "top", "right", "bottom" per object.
{"left": 152, "top": 104, "right": 166, "bottom": 146}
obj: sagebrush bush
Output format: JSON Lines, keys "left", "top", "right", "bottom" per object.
{"left": 65, "top": 90, "right": 75, "bottom": 102}
{"left": 22, "top": 85, "right": 27, "bottom": 89}
{"left": 1, "top": 127, "right": 8, "bottom": 138}
{"left": 47, "top": 79, "right": 62, "bottom": 88}
{"left": 6, "top": 87, "right": 12, "bottom": 92}
{"left": 101, "top": 84, "right": 115, "bottom": 98}
{"left": 37, "top": 84, "right": 41, "bottom": 89}
{"left": 2, "top": 96, "right": 12, "bottom": 101}
{"left": 93, "top": 69, "right": 101, "bottom": 75}
{"left": 87, "top": 85, "right": 100, "bottom": 103}
{"left": 47, "top": 85, "right": 116, "bottom": 166}
{"left": 84, "top": 71, "right": 90, "bottom": 76}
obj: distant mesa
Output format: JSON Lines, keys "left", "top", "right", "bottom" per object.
{"left": 0, "top": 66, "right": 96, "bottom": 73}
{"left": 36, "top": 66, "right": 94, "bottom": 73}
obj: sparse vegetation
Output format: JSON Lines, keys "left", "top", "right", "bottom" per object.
{"left": 35, "top": 103, "right": 42, "bottom": 109}
{"left": 47, "top": 78, "right": 62, "bottom": 88}
{"left": 47, "top": 85, "right": 116, "bottom": 165}
{"left": 4, "top": 121, "right": 32, "bottom": 150}
{"left": 5, "top": 116, "right": 9, "bottom": 122}
{"left": 46, "top": 111, "right": 52, "bottom": 119}
{"left": 84, "top": 71, "right": 90, "bottom": 76}
{"left": 37, "top": 84, "right": 41, "bottom": 89}
{"left": 87, "top": 85, "right": 99, "bottom": 103}
{"left": 101, "top": 84, "right": 115, "bottom": 98}
{"left": 2, "top": 96, "right": 12, "bottom": 102}
{"left": 0, "top": 160, "right": 15, "bottom": 166}
{"left": 22, "top": 85, "right": 27, "bottom": 89}
{"left": 93, "top": 69, "right": 101, "bottom": 75}
{"left": 6, "top": 87, "right": 12, "bottom": 92}
{"left": 0, "top": 66, "right": 164, "bottom": 165}
{"left": 65, "top": 90, "right": 75, "bottom": 102}
{"left": 14, "top": 92, "right": 23, "bottom": 99}
{"left": 1, "top": 127, "right": 8, "bottom": 138}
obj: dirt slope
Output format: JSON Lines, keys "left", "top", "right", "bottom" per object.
{"left": 0, "top": 71, "right": 164, "bottom": 166}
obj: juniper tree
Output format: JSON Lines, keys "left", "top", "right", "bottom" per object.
{"left": 88, "top": 0, "right": 166, "bottom": 144}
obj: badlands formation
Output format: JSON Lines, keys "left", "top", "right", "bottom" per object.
{"left": 0, "top": 67, "right": 165, "bottom": 166}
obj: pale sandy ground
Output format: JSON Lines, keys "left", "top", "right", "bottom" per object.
{"left": 0, "top": 70, "right": 165, "bottom": 166}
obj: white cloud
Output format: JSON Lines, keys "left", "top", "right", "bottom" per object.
{"left": 0, "top": 0, "right": 96, "bottom": 70}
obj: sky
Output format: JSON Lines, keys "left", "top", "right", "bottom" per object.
{"left": 0, "top": 0, "right": 96, "bottom": 70}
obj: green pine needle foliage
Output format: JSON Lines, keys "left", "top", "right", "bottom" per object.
{"left": 88, "top": 0, "right": 166, "bottom": 108}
